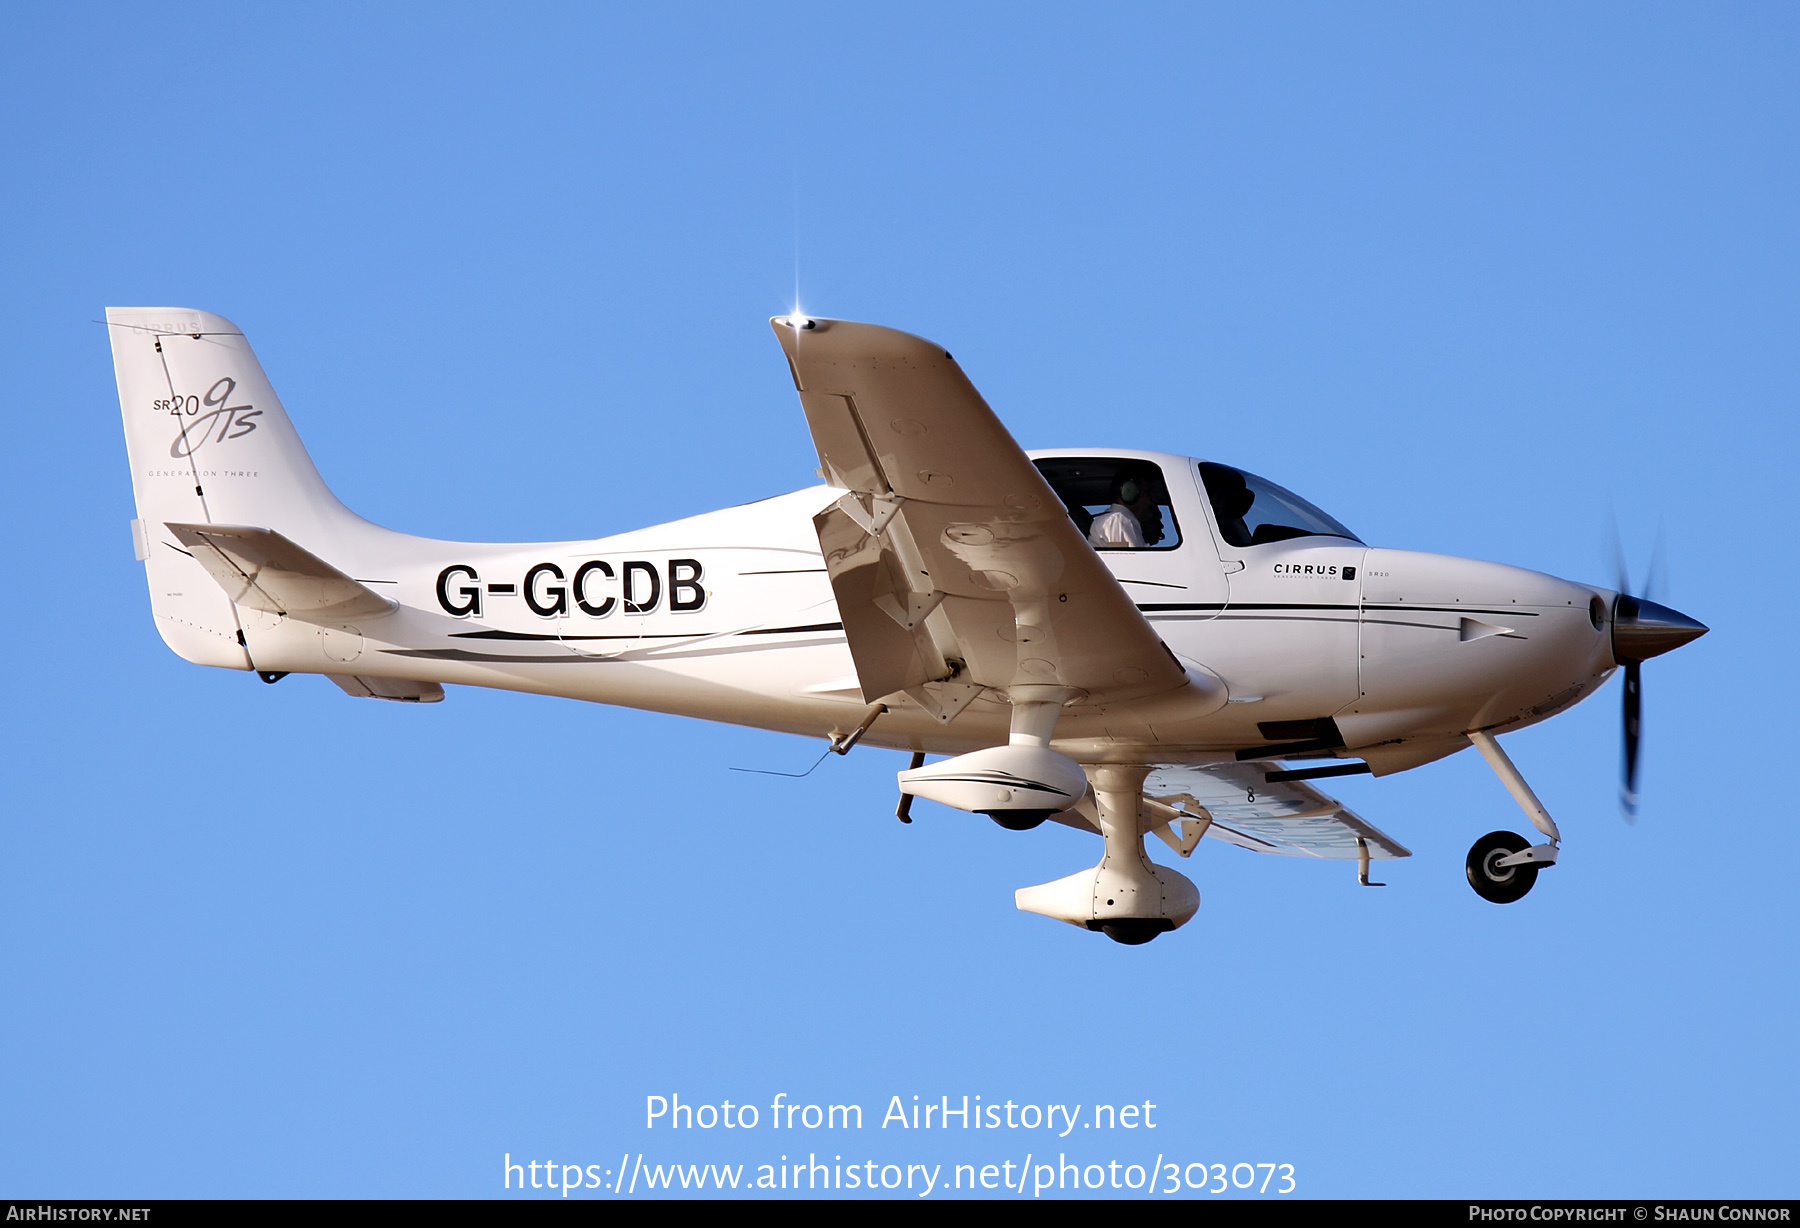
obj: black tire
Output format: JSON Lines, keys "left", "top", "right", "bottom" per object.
{"left": 1087, "top": 918, "right": 1175, "bottom": 945}
{"left": 982, "top": 809, "right": 1052, "bottom": 831}
{"left": 1465, "top": 830, "right": 1538, "bottom": 904}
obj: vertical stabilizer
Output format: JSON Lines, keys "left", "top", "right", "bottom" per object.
{"left": 107, "top": 307, "right": 363, "bottom": 669}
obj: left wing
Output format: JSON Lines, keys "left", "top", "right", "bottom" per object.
{"left": 1145, "top": 762, "right": 1411, "bottom": 860}
{"left": 772, "top": 316, "right": 1189, "bottom": 707}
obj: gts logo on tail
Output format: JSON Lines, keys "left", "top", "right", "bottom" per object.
{"left": 154, "top": 377, "right": 261, "bottom": 458}
{"left": 436, "top": 560, "right": 706, "bottom": 619}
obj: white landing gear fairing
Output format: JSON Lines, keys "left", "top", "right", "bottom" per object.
{"left": 106, "top": 309, "right": 1709, "bottom": 943}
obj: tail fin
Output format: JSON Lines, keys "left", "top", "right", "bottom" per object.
{"left": 107, "top": 307, "right": 364, "bottom": 668}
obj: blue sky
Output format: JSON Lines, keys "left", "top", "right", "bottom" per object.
{"left": 2, "top": 3, "right": 1794, "bottom": 1198}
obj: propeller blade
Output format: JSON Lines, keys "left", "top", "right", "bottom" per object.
{"left": 1604, "top": 518, "right": 1704, "bottom": 823}
{"left": 1620, "top": 659, "right": 1641, "bottom": 821}
{"left": 1643, "top": 525, "right": 1668, "bottom": 604}
{"left": 1608, "top": 512, "right": 1632, "bottom": 597}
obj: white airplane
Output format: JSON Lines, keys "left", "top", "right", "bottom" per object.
{"left": 107, "top": 308, "right": 1707, "bottom": 944}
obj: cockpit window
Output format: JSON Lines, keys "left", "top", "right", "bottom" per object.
{"left": 1198, "top": 462, "right": 1361, "bottom": 548}
{"left": 1032, "top": 457, "right": 1181, "bottom": 551}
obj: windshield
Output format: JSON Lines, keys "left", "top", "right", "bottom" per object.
{"left": 1198, "top": 462, "right": 1361, "bottom": 548}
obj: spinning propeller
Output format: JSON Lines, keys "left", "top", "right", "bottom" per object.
{"left": 1609, "top": 533, "right": 1708, "bottom": 820}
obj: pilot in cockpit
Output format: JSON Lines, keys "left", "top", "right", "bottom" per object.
{"left": 1087, "top": 466, "right": 1165, "bottom": 549}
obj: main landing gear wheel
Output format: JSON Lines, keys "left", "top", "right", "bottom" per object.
{"left": 1465, "top": 830, "right": 1538, "bottom": 904}
{"left": 1084, "top": 918, "right": 1176, "bottom": 945}
{"left": 982, "top": 809, "right": 1053, "bottom": 831}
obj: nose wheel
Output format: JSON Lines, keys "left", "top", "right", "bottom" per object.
{"left": 1465, "top": 830, "right": 1539, "bottom": 903}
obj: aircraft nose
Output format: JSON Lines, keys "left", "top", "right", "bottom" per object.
{"left": 1612, "top": 595, "right": 1708, "bottom": 662}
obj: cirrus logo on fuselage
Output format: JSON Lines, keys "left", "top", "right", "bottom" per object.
{"left": 436, "top": 560, "right": 706, "bottom": 619}
{"left": 1271, "top": 563, "right": 1357, "bottom": 581}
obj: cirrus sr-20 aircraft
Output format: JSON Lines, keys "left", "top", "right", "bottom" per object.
{"left": 107, "top": 308, "right": 1707, "bottom": 944}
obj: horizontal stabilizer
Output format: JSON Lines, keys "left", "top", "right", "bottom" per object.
{"left": 166, "top": 523, "right": 394, "bottom": 622}
{"left": 328, "top": 675, "right": 444, "bottom": 703}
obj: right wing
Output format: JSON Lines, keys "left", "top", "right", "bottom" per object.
{"left": 1145, "top": 762, "right": 1411, "bottom": 860}
{"left": 772, "top": 316, "right": 1190, "bottom": 709}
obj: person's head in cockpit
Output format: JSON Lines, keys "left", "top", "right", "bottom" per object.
{"left": 1087, "top": 465, "right": 1164, "bottom": 548}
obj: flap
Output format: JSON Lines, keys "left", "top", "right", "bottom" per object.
{"left": 774, "top": 317, "right": 1188, "bottom": 704}
{"left": 166, "top": 523, "right": 395, "bottom": 622}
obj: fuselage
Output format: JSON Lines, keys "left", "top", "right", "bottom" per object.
{"left": 233, "top": 448, "right": 1618, "bottom": 772}
{"left": 111, "top": 307, "right": 1709, "bottom": 935}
